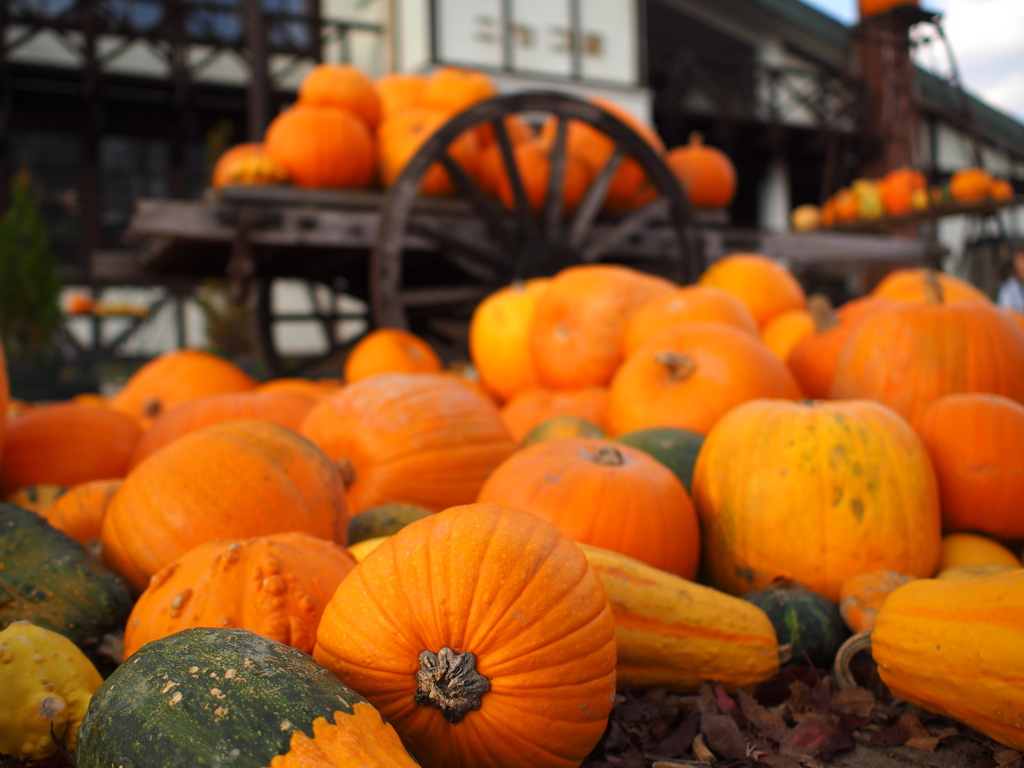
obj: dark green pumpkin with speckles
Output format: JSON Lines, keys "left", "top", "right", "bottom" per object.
{"left": 0, "top": 502, "right": 131, "bottom": 666}
{"left": 741, "top": 582, "right": 848, "bottom": 669}
{"left": 614, "top": 427, "right": 704, "bottom": 493}
{"left": 76, "top": 627, "right": 374, "bottom": 768}
{"left": 348, "top": 503, "right": 433, "bottom": 544}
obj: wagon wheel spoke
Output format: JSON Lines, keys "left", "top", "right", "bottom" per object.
{"left": 400, "top": 284, "right": 495, "bottom": 309}
{"left": 569, "top": 145, "right": 625, "bottom": 250}
{"left": 407, "top": 217, "right": 511, "bottom": 282}
{"left": 543, "top": 114, "right": 569, "bottom": 238}
{"left": 436, "top": 149, "right": 519, "bottom": 255}
{"left": 582, "top": 198, "right": 671, "bottom": 263}
{"left": 492, "top": 117, "right": 539, "bottom": 243}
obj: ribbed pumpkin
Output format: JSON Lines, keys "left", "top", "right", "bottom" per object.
{"left": 101, "top": 419, "right": 349, "bottom": 593}
{"left": 478, "top": 438, "right": 701, "bottom": 579}
{"left": 608, "top": 322, "right": 802, "bottom": 436}
{"left": 42, "top": 479, "right": 121, "bottom": 551}
{"left": 313, "top": 503, "right": 617, "bottom": 768}
{"left": 129, "top": 390, "right": 316, "bottom": 467}
{"left": 343, "top": 328, "right": 443, "bottom": 383}
{"left": 109, "top": 349, "right": 257, "bottom": 429}
{"left": 0, "top": 403, "right": 140, "bottom": 495}
{"left": 692, "top": 399, "right": 941, "bottom": 602}
{"left": 579, "top": 544, "right": 778, "bottom": 692}
{"left": 838, "top": 569, "right": 915, "bottom": 633}
{"left": 374, "top": 73, "right": 427, "bottom": 120}
{"left": 212, "top": 143, "right": 289, "bottom": 189}
{"left": 469, "top": 279, "right": 550, "bottom": 402}
{"left": 871, "top": 570, "right": 1024, "bottom": 750}
{"left": 786, "top": 294, "right": 898, "bottom": 399}
{"left": 499, "top": 386, "right": 609, "bottom": 443}
{"left": 831, "top": 277, "right": 1024, "bottom": 427}
{"left": 123, "top": 532, "right": 357, "bottom": 657}
{"left": 949, "top": 167, "right": 994, "bottom": 203}
{"left": 78, "top": 628, "right": 419, "bottom": 768}
{"left": 938, "top": 532, "right": 1022, "bottom": 570}
{"left": 298, "top": 63, "right": 382, "bottom": 129}
{"left": 378, "top": 108, "right": 480, "bottom": 195}
{"left": 761, "top": 307, "right": 814, "bottom": 361}
{"left": 494, "top": 138, "right": 593, "bottom": 215}
{"left": 870, "top": 267, "right": 991, "bottom": 304}
{"left": 300, "top": 373, "right": 515, "bottom": 513}
{"left": 698, "top": 253, "right": 807, "bottom": 328}
{"left": 264, "top": 104, "right": 376, "bottom": 189}
{"left": 916, "top": 394, "right": 1024, "bottom": 539}
{"left": 624, "top": 285, "right": 759, "bottom": 356}
{"left": 665, "top": 132, "right": 737, "bottom": 208}
{"left": 530, "top": 264, "right": 675, "bottom": 390}
{"left": 256, "top": 377, "right": 341, "bottom": 399}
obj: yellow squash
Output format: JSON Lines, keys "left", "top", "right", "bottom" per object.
{"left": 579, "top": 544, "right": 779, "bottom": 692}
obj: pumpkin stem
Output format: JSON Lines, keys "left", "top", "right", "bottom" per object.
{"left": 594, "top": 445, "right": 625, "bottom": 466}
{"left": 655, "top": 352, "right": 697, "bottom": 382}
{"left": 689, "top": 131, "right": 704, "bottom": 147}
{"left": 415, "top": 647, "right": 490, "bottom": 724}
{"left": 336, "top": 458, "right": 356, "bottom": 488}
{"left": 807, "top": 294, "right": 839, "bottom": 332}
{"left": 142, "top": 399, "right": 162, "bottom": 418}
{"left": 923, "top": 269, "right": 945, "bottom": 305}
{"left": 832, "top": 631, "right": 873, "bottom": 690}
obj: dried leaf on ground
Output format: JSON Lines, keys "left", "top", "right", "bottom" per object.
{"left": 756, "top": 754, "right": 804, "bottom": 768}
{"left": 700, "top": 711, "right": 749, "bottom": 761}
{"left": 655, "top": 713, "right": 701, "bottom": 759}
{"left": 692, "top": 733, "right": 716, "bottom": 763}
{"left": 898, "top": 713, "right": 931, "bottom": 741}
{"left": 779, "top": 713, "right": 854, "bottom": 759}
{"left": 995, "top": 749, "right": 1023, "bottom": 768}
{"left": 788, "top": 681, "right": 817, "bottom": 718}
{"left": 830, "top": 687, "right": 876, "bottom": 719}
{"left": 867, "top": 723, "right": 905, "bottom": 748}
{"left": 739, "top": 689, "right": 791, "bottom": 743}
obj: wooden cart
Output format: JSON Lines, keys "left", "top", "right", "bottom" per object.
{"left": 124, "top": 92, "right": 941, "bottom": 377}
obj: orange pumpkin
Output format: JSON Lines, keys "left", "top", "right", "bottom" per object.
{"left": 109, "top": 349, "right": 257, "bottom": 429}
{"left": 833, "top": 189, "right": 860, "bottom": 222}
{"left": 529, "top": 264, "right": 675, "bottom": 389}
{"left": 494, "top": 139, "right": 593, "bottom": 215}
{"left": 255, "top": 377, "right": 341, "bottom": 399}
{"left": 378, "top": 109, "right": 481, "bottom": 195}
{"left": 916, "top": 394, "right": 1024, "bottom": 539}
{"left": 478, "top": 439, "right": 701, "bottom": 579}
{"left": 831, "top": 276, "right": 1024, "bottom": 427}
{"left": 692, "top": 399, "right": 941, "bottom": 602}
{"left": 881, "top": 167, "right": 927, "bottom": 217}
{"left": 665, "top": 132, "right": 737, "bottom": 208}
{"left": 129, "top": 390, "right": 317, "bottom": 468}
{"left": 938, "top": 532, "right": 1022, "bottom": 571}
{"left": 608, "top": 322, "right": 802, "bottom": 436}
{"left": 0, "top": 403, "right": 140, "bottom": 495}
{"left": 499, "top": 386, "right": 609, "bottom": 443}
{"left": 374, "top": 73, "right": 427, "bottom": 121}
{"left": 871, "top": 267, "right": 991, "bottom": 304}
{"left": 624, "top": 285, "right": 759, "bottom": 357}
{"left": 859, "top": 0, "right": 918, "bottom": 18}
{"left": 102, "top": 419, "right": 349, "bottom": 593}
{"left": 838, "top": 570, "right": 916, "bottom": 633}
{"left": 264, "top": 104, "right": 376, "bottom": 189}
{"left": 124, "top": 531, "right": 357, "bottom": 657}
{"left": 990, "top": 178, "right": 1015, "bottom": 201}
{"left": 786, "top": 294, "right": 898, "bottom": 399}
{"left": 211, "top": 142, "right": 288, "bottom": 189}
{"left": 344, "top": 328, "right": 443, "bottom": 384}
{"left": 298, "top": 63, "right": 382, "bottom": 129}
{"left": 300, "top": 374, "right": 516, "bottom": 513}
{"left": 761, "top": 307, "right": 814, "bottom": 361}
{"left": 473, "top": 116, "right": 536, "bottom": 196}
{"left": 42, "top": 478, "right": 121, "bottom": 550}
{"left": 698, "top": 253, "right": 807, "bottom": 328}
{"left": 949, "top": 167, "right": 994, "bottom": 203}
{"left": 469, "top": 279, "right": 550, "bottom": 402}
{"left": 422, "top": 67, "right": 497, "bottom": 116}
{"left": 313, "top": 502, "right": 617, "bottom": 768}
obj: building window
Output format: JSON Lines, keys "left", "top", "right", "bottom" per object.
{"left": 8, "top": 132, "right": 83, "bottom": 269}
{"left": 100, "top": 136, "right": 168, "bottom": 249}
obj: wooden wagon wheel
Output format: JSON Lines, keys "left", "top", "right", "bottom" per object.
{"left": 370, "top": 91, "right": 701, "bottom": 360}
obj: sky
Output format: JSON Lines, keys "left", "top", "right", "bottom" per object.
{"left": 800, "top": 0, "right": 1024, "bottom": 123}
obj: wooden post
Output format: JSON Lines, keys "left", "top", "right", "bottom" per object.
{"left": 246, "top": 0, "right": 270, "bottom": 142}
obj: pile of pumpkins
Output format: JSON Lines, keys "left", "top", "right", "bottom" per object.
{"left": 2, "top": 255, "right": 1024, "bottom": 767}
{"left": 212, "top": 63, "right": 738, "bottom": 215}
{"left": 791, "top": 165, "right": 1017, "bottom": 231}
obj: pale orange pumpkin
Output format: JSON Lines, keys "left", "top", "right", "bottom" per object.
{"left": 0, "top": 403, "right": 140, "bottom": 495}
{"left": 838, "top": 570, "right": 916, "bottom": 633}
{"left": 101, "top": 419, "right": 349, "bottom": 593}
{"left": 298, "top": 63, "right": 382, "bottom": 129}
{"left": 313, "top": 502, "right": 617, "bottom": 768}
{"left": 300, "top": 373, "right": 516, "bottom": 513}
{"left": 478, "top": 438, "right": 701, "bottom": 579}
{"left": 761, "top": 307, "right": 815, "bottom": 361}
{"left": 343, "top": 328, "right": 443, "bottom": 383}
{"left": 123, "top": 531, "right": 358, "bottom": 657}
{"left": 264, "top": 104, "right": 376, "bottom": 189}
{"left": 42, "top": 478, "right": 122, "bottom": 550}
{"left": 665, "top": 132, "right": 737, "bottom": 208}
{"left": 698, "top": 253, "right": 807, "bottom": 328}
{"left": 469, "top": 279, "right": 550, "bottom": 402}
{"left": 529, "top": 264, "right": 675, "bottom": 389}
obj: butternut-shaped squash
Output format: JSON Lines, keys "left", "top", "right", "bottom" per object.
{"left": 578, "top": 544, "right": 779, "bottom": 692}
